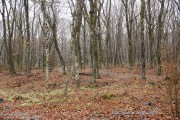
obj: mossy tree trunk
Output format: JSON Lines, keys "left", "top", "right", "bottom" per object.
{"left": 69, "top": 0, "right": 84, "bottom": 87}
{"left": 74, "top": 0, "right": 84, "bottom": 87}
{"left": 24, "top": 0, "right": 31, "bottom": 73}
{"left": 89, "top": 0, "right": 101, "bottom": 83}
{"left": 97, "top": 1, "right": 104, "bottom": 67}
{"left": 40, "top": 1, "right": 50, "bottom": 80}
{"left": 17, "top": 0, "right": 24, "bottom": 71}
{"left": 147, "top": 0, "right": 155, "bottom": 68}
{"left": 140, "top": 0, "right": 145, "bottom": 79}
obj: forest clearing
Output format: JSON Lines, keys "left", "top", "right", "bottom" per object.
{"left": 0, "top": 64, "right": 179, "bottom": 119}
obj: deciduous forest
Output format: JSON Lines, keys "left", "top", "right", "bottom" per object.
{"left": 0, "top": 0, "right": 179, "bottom": 119}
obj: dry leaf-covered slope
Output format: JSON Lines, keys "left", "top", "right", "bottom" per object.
{"left": 0, "top": 66, "right": 179, "bottom": 119}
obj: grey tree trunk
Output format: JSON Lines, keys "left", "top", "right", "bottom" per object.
{"left": 83, "top": 19, "right": 87, "bottom": 69}
{"left": 121, "top": 0, "right": 135, "bottom": 70}
{"left": 40, "top": 1, "right": 50, "bottom": 80}
{"left": 41, "top": 1, "right": 66, "bottom": 74}
{"left": 72, "top": 15, "right": 80, "bottom": 88}
{"left": 70, "top": 0, "right": 85, "bottom": 87}
{"left": 157, "top": 0, "right": 165, "bottom": 76}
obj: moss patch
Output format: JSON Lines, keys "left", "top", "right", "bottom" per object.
{"left": 101, "top": 93, "right": 114, "bottom": 99}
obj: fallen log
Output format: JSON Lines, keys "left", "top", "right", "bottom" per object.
{"left": 79, "top": 73, "right": 91, "bottom": 76}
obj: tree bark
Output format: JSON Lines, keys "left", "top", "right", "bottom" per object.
{"left": 121, "top": 0, "right": 135, "bottom": 70}
{"left": 157, "top": 0, "right": 165, "bottom": 76}
{"left": 1, "top": 0, "right": 16, "bottom": 74}
{"left": 140, "top": 0, "right": 146, "bottom": 79}
{"left": 41, "top": 1, "right": 66, "bottom": 74}
{"left": 24, "top": 0, "right": 31, "bottom": 73}
{"left": 89, "top": 0, "right": 100, "bottom": 83}
{"left": 17, "top": 0, "right": 24, "bottom": 71}
{"left": 83, "top": 19, "right": 87, "bottom": 68}
{"left": 147, "top": 0, "right": 155, "bottom": 68}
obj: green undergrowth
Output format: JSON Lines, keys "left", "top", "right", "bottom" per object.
{"left": 0, "top": 88, "right": 68, "bottom": 106}
{"left": 0, "top": 80, "right": 134, "bottom": 108}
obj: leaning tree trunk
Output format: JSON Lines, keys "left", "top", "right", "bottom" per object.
{"left": 52, "top": 23, "right": 66, "bottom": 74}
{"left": 41, "top": 1, "right": 66, "bottom": 74}
{"left": 51, "top": 3, "right": 66, "bottom": 74}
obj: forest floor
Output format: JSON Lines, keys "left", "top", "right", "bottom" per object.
{"left": 0, "top": 65, "right": 179, "bottom": 120}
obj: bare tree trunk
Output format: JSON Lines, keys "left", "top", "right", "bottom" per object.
{"left": 70, "top": 0, "right": 85, "bottom": 87}
{"left": 17, "top": 0, "right": 24, "bottom": 71}
{"left": 102, "top": 0, "right": 112, "bottom": 69}
{"left": 176, "top": 28, "right": 180, "bottom": 74}
{"left": 24, "top": 0, "right": 31, "bottom": 73}
{"left": 1, "top": 0, "right": 16, "bottom": 74}
{"left": 72, "top": 14, "right": 80, "bottom": 88}
{"left": 115, "top": 15, "right": 123, "bottom": 67}
{"left": 89, "top": 0, "right": 100, "bottom": 83}
{"left": 147, "top": 0, "right": 155, "bottom": 68}
{"left": 51, "top": 3, "right": 66, "bottom": 74}
{"left": 31, "top": 3, "right": 37, "bottom": 69}
{"left": 52, "top": 24, "right": 66, "bottom": 74}
{"left": 97, "top": 0, "right": 104, "bottom": 67}
{"left": 83, "top": 19, "right": 87, "bottom": 69}
{"left": 157, "top": 0, "right": 165, "bottom": 76}
{"left": 41, "top": 1, "right": 66, "bottom": 74}
{"left": 140, "top": 0, "right": 145, "bottom": 79}
{"left": 45, "top": 38, "right": 49, "bottom": 80}
{"left": 41, "top": 20, "right": 50, "bottom": 81}
{"left": 75, "top": 1, "right": 83, "bottom": 69}
{"left": 121, "top": 0, "right": 135, "bottom": 70}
